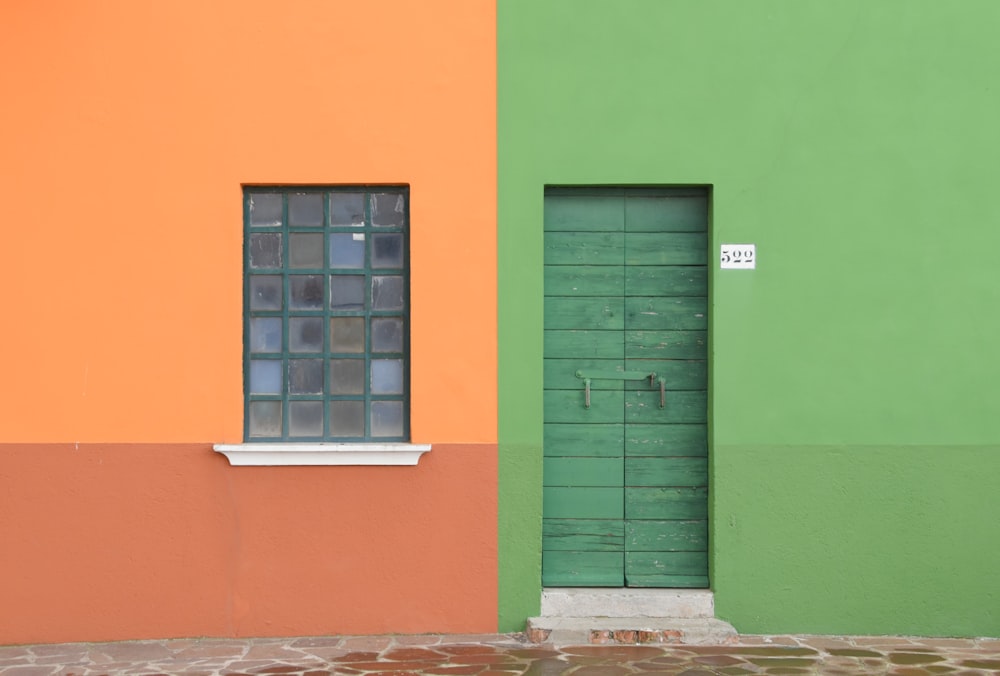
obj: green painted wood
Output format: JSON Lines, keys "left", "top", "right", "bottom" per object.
{"left": 625, "top": 266, "right": 707, "bottom": 297}
{"left": 625, "top": 423, "right": 707, "bottom": 457}
{"left": 626, "top": 520, "right": 708, "bottom": 551}
{"left": 625, "top": 196, "right": 708, "bottom": 233}
{"left": 626, "top": 574, "right": 709, "bottom": 588}
{"left": 545, "top": 359, "right": 625, "bottom": 390}
{"left": 546, "top": 265, "right": 625, "bottom": 296}
{"left": 625, "top": 457, "right": 708, "bottom": 487}
{"left": 626, "top": 297, "right": 707, "bottom": 330}
{"left": 625, "top": 331, "right": 707, "bottom": 359}
{"left": 545, "top": 330, "right": 623, "bottom": 359}
{"left": 625, "top": 233, "right": 708, "bottom": 265}
{"left": 545, "top": 232, "right": 624, "bottom": 265}
{"left": 625, "top": 390, "right": 707, "bottom": 424}
{"left": 543, "top": 550, "right": 624, "bottom": 587}
{"left": 544, "top": 423, "right": 624, "bottom": 457}
{"left": 545, "top": 389, "right": 623, "bottom": 424}
{"left": 544, "top": 519, "right": 625, "bottom": 551}
{"left": 545, "top": 297, "right": 624, "bottom": 330}
{"left": 545, "top": 457, "right": 624, "bottom": 487}
{"left": 622, "top": 360, "right": 707, "bottom": 390}
{"left": 626, "top": 551, "right": 709, "bottom": 577}
{"left": 626, "top": 487, "right": 709, "bottom": 519}
{"left": 544, "top": 195, "right": 625, "bottom": 232}
{"left": 545, "top": 487, "right": 624, "bottom": 519}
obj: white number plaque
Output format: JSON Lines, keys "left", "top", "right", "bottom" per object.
{"left": 720, "top": 244, "right": 756, "bottom": 269}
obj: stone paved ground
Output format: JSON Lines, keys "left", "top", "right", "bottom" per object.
{"left": 1, "top": 634, "right": 999, "bottom": 675}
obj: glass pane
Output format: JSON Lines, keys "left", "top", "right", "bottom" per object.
{"left": 371, "top": 233, "right": 403, "bottom": 268}
{"left": 372, "top": 275, "right": 404, "bottom": 310}
{"left": 249, "top": 317, "right": 282, "bottom": 353}
{"left": 289, "top": 233, "right": 323, "bottom": 268}
{"left": 249, "top": 233, "right": 282, "bottom": 269}
{"left": 371, "top": 318, "right": 403, "bottom": 353}
{"left": 330, "top": 317, "right": 365, "bottom": 352}
{"left": 289, "top": 317, "right": 323, "bottom": 353}
{"left": 330, "top": 275, "right": 364, "bottom": 310}
{"left": 330, "top": 192, "right": 365, "bottom": 227}
{"left": 249, "top": 193, "right": 282, "bottom": 227}
{"left": 290, "top": 275, "right": 324, "bottom": 310}
{"left": 371, "top": 401, "right": 404, "bottom": 437}
{"left": 330, "top": 359, "right": 365, "bottom": 394}
{"left": 371, "top": 359, "right": 403, "bottom": 394}
{"left": 249, "top": 360, "right": 282, "bottom": 394}
{"left": 289, "top": 401, "right": 323, "bottom": 436}
{"left": 329, "top": 233, "right": 365, "bottom": 268}
{"left": 288, "top": 359, "right": 324, "bottom": 394}
{"left": 248, "top": 401, "right": 282, "bottom": 437}
{"left": 330, "top": 400, "right": 364, "bottom": 437}
{"left": 249, "top": 275, "right": 282, "bottom": 310}
{"left": 371, "top": 193, "right": 405, "bottom": 227}
{"left": 288, "top": 193, "right": 323, "bottom": 227}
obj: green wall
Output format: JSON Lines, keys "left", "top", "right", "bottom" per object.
{"left": 499, "top": 0, "right": 1000, "bottom": 635}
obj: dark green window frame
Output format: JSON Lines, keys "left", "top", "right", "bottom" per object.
{"left": 243, "top": 186, "right": 410, "bottom": 442}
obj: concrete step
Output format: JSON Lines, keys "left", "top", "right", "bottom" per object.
{"left": 526, "top": 616, "right": 739, "bottom": 646}
{"left": 540, "top": 588, "right": 715, "bottom": 619}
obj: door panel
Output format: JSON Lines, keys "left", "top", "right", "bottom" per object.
{"left": 543, "top": 187, "right": 708, "bottom": 588}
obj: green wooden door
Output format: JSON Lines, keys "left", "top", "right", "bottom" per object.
{"left": 543, "top": 187, "right": 708, "bottom": 588}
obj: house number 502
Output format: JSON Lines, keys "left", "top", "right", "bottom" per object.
{"left": 720, "top": 244, "right": 756, "bottom": 269}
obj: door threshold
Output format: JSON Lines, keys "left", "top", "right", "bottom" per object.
{"left": 540, "top": 587, "right": 715, "bottom": 619}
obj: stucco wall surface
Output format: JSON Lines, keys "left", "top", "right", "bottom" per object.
{"left": 498, "top": 0, "right": 1000, "bottom": 635}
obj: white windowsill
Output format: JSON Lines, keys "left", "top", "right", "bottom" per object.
{"left": 212, "top": 443, "right": 432, "bottom": 466}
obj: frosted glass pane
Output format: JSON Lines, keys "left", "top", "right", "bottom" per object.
{"left": 330, "top": 317, "right": 364, "bottom": 352}
{"left": 249, "top": 233, "right": 282, "bottom": 269}
{"left": 290, "top": 275, "right": 324, "bottom": 310}
{"left": 250, "top": 317, "right": 282, "bottom": 353}
{"left": 289, "top": 359, "right": 324, "bottom": 394}
{"left": 330, "top": 193, "right": 365, "bottom": 227}
{"left": 371, "top": 318, "right": 403, "bottom": 352}
{"left": 371, "top": 359, "right": 403, "bottom": 394}
{"left": 371, "top": 401, "right": 404, "bottom": 437}
{"left": 371, "top": 233, "right": 403, "bottom": 268}
{"left": 330, "top": 359, "right": 364, "bottom": 394}
{"left": 330, "top": 400, "right": 364, "bottom": 437}
{"left": 289, "top": 233, "right": 323, "bottom": 268}
{"left": 371, "top": 193, "right": 405, "bottom": 227}
{"left": 249, "top": 275, "right": 282, "bottom": 310}
{"left": 289, "top": 401, "right": 323, "bottom": 436}
{"left": 249, "top": 360, "right": 281, "bottom": 394}
{"left": 248, "top": 401, "right": 282, "bottom": 437}
{"left": 289, "top": 317, "right": 323, "bottom": 353}
{"left": 330, "top": 233, "right": 365, "bottom": 268}
{"left": 372, "top": 275, "right": 404, "bottom": 310}
{"left": 288, "top": 193, "right": 323, "bottom": 227}
{"left": 249, "top": 193, "right": 282, "bottom": 227}
{"left": 330, "top": 275, "right": 364, "bottom": 310}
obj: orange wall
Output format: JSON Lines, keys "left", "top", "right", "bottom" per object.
{"left": 0, "top": 0, "right": 496, "bottom": 444}
{"left": 0, "top": 1, "right": 497, "bottom": 642}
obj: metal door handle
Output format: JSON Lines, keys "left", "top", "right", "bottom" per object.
{"left": 575, "top": 370, "right": 663, "bottom": 409}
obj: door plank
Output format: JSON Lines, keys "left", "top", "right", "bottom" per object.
{"left": 625, "top": 267, "right": 707, "bottom": 296}
{"left": 544, "top": 519, "right": 625, "bottom": 551}
{"left": 546, "top": 265, "right": 625, "bottom": 296}
{"left": 623, "top": 360, "right": 707, "bottom": 390}
{"left": 545, "top": 487, "right": 624, "bottom": 519}
{"left": 543, "top": 550, "right": 624, "bottom": 587}
{"left": 625, "top": 457, "right": 708, "bottom": 487}
{"left": 545, "top": 457, "right": 624, "bottom": 487}
{"left": 626, "top": 520, "right": 708, "bottom": 551}
{"left": 627, "top": 574, "right": 710, "bottom": 588}
{"left": 625, "top": 331, "right": 706, "bottom": 359}
{"left": 544, "top": 423, "right": 625, "bottom": 457}
{"left": 545, "top": 297, "right": 625, "bottom": 330}
{"left": 545, "top": 358, "right": 626, "bottom": 390}
{"left": 625, "top": 196, "right": 708, "bottom": 233}
{"left": 625, "top": 232, "right": 708, "bottom": 265}
{"left": 545, "top": 389, "right": 624, "bottom": 424}
{"left": 545, "top": 330, "right": 624, "bottom": 359}
{"left": 626, "top": 297, "right": 707, "bottom": 330}
{"left": 625, "top": 390, "right": 707, "bottom": 424}
{"left": 625, "top": 423, "right": 707, "bottom": 457}
{"left": 626, "top": 487, "right": 709, "bottom": 519}
{"left": 626, "top": 551, "right": 709, "bottom": 577}
{"left": 544, "top": 195, "right": 624, "bottom": 232}
{"left": 545, "top": 232, "right": 625, "bottom": 265}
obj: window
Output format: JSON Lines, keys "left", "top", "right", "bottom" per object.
{"left": 244, "top": 187, "right": 409, "bottom": 442}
